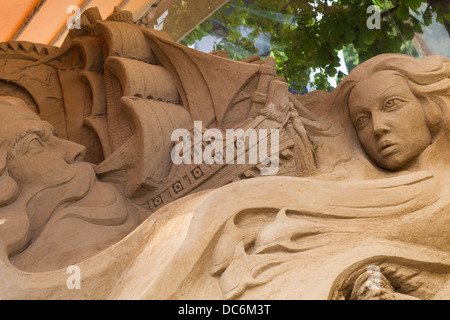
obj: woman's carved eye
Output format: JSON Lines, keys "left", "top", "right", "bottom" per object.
{"left": 384, "top": 98, "right": 407, "bottom": 111}
{"left": 385, "top": 99, "right": 396, "bottom": 108}
{"left": 355, "top": 115, "right": 370, "bottom": 130}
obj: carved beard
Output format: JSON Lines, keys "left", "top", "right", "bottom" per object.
{"left": 25, "top": 162, "right": 97, "bottom": 241}
{"left": 9, "top": 163, "right": 142, "bottom": 272}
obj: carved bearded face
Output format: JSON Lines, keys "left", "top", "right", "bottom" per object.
{"left": 0, "top": 98, "right": 94, "bottom": 247}
{"left": 4, "top": 120, "right": 88, "bottom": 192}
{"left": 348, "top": 71, "right": 432, "bottom": 171}
{"left": 1, "top": 102, "right": 89, "bottom": 190}
{"left": 0, "top": 98, "right": 144, "bottom": 272}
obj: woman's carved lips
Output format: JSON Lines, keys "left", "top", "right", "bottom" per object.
{"left": 379, "top": 140, "right": 398, "bottom": 156}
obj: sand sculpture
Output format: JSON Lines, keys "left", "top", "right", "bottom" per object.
{"left": 0, "top": 8, "right": 448, "bottom": 300}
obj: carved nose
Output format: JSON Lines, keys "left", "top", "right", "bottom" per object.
{"left": 372, "top": 114, "right": 390, "bottom": 137}
{"left": 374, "top": 126, "right": 390, "bottom": 137}
{"left": 57, "top": 138, "right": 86, "bottom": 163}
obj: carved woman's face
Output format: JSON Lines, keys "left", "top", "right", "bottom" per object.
{"left": 348, "top": 71, "right": 432, "bottom": 171}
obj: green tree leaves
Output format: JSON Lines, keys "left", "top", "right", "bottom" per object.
{"left": 396, "top": 3, "right": 411, "bottom": 19}
{"left": 180, "top": 0, "right": 446, "bottom": 92}
{"left": 405, "top": 0, "right": 425, "bottom": 10}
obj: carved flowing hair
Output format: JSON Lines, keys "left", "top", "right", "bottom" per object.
{"left": 0, "top": 97, "right": 28, "bottom": 207}
{"left": 334, "top": 53, "right": 450, "bottom": 138}
{"left": 0, "top": 144, "right": 19, "bottom": 207}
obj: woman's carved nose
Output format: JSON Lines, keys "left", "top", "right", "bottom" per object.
{"left": 372, "top": 114, "right": 391, "bottom": 137}
{"left": 373, "top": 126, "right": 390, "bottom": 137}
